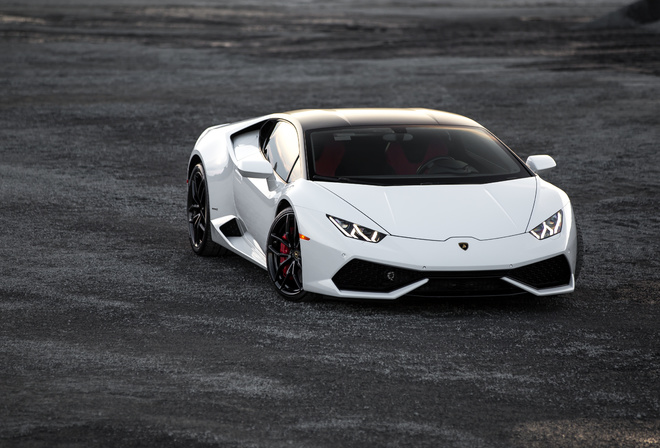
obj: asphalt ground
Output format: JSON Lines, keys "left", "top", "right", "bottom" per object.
{"left": 1, "top": 1, "right": 659, "bottom": 447}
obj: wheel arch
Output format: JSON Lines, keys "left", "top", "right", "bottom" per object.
{"left": 276, "top": 199, "right": 293, "bottom": 216}
{"left": 188, "top": 154, "right": 203, "bottom": 180}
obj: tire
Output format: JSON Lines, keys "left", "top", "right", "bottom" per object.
{"left": 187, "top": 164, "right": 225, "bottom": 257}
{"left": 574, "top": 215, "right": 584, "bottom": 281}
{"left": 266, "top": 207, "right": 314, "bottom": 302}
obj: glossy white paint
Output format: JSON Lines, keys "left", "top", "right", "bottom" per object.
{"left": 526, "top": 178, "right": 571, "bottom": 233}
{"left": 526, "top": 154, "right": 557, "bottom": 173}
{"left": 189, "top": 109, "right": 578, "bottom": 299}
{"left": 318, "top": 178, "right": 538, "bottom": 240}
{"left": 236, "top": 158, "right": 273, "bottom": 178}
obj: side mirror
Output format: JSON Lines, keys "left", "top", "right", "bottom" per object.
{"left": 236, "top": 158, "right": 273, "bottom": 179}
{"left": 526, "top": 155, "right": 556, "bottom": 173}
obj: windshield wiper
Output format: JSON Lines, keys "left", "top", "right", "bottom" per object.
{"left": 312, "top": 175, "right": 348, "bottom": 182}
{"left": 312, "top": 175, "right": 383, "bottom": 185}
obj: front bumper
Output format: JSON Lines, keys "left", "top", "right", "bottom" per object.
{"left": 296, "top": 205, "right": 577, "bottom": 300}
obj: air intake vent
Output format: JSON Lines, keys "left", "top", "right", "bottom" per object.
{"left": 507, "top": 255, "right": 571, "bottom": 289}
{"left": 332, "top": 260, "right": 523, "bottom": 297}
{"left": 220, "top": 218, "right": 243, "bottom": 237}
{"left": 331, "top": 255, "right": 572, "bottom": 297}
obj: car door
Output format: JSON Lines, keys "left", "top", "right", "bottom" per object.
{"left": 233, "top": 120, "right": 302, "bottom": 252}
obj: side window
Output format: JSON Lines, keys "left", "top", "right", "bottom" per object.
{"left": 264, "top": 121, "right": 301, "bottom": 182}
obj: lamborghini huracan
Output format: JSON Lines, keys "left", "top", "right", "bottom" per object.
{"left": 187, "top": 108, "right": 581, "bottom": 301}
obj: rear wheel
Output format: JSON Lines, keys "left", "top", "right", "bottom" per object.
{"left": 187, "top": 164, "right": 225, "bottom": 256}
{"left": 266, "top": 207, "right": 313, "bottom": 301}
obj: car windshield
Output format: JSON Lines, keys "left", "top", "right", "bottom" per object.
{"left": 306, "top": 125, "right": 531, "bottom": 185}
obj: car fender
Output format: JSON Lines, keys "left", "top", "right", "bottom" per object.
{"left": 526, "top": 177, "right": 571, "bottom": 232}
{"left": 282, "top": 179, "right": 387, "bottom": 238}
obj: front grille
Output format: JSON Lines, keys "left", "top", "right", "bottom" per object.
{"left": 413, "top": 277, "right": 522, "bottom": 297}
{"left": 331, "top": 255, "right": 571, "bottom": 297}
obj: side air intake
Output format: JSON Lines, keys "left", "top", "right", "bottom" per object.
{"left": 220, "top": 218, "right": 243, "bottom": 237}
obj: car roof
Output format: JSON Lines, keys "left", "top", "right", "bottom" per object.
{"left": 281, "top": 108, "right": 482, "bottom": 131}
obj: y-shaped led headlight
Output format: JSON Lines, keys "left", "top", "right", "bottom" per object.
{"left": 530, "top": 210, "right": 563, "bottom": 240}
{"left": 327, "top": 215, "right": 386, "bottom": 243}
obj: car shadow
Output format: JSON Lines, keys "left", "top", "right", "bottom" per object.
{"left": 311, "top": 292, "right": 575, "bottom": 317}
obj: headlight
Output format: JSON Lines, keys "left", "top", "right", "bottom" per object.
{"left": 530, "top": 210, "right": 563, "bottom": 240}
{"left": 327, "top": 215, "right": 386, "bottom": 243}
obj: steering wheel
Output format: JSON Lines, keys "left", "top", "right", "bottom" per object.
{"left": 417, "top": 156, "right": 455, "bottom": 174}
{"left": 416, "top": 156, "right": 478, "bottom": 175}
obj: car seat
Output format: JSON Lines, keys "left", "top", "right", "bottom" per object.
{"left": 314, "top": 142, "right": 345, "bottom": 177}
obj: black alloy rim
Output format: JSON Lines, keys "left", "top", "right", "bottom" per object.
{"left": 267, "top": 212, "right": 303, "bottom": 296}
{"left": 187, "top": 170, "right": 206, "bottom": 249}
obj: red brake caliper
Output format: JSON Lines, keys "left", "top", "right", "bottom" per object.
{"left": 280, "top": 233, "right": 289, "bottom": 275}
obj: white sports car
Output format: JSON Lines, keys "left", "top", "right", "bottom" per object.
{"left": 187, "top": 108, "right": 581, "bottom": 301}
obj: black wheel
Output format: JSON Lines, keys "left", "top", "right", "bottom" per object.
{"left": 187, "top": 164, "right": 225, "bottom": 256}
{"left": 266, "top": 207, "right": 312, "bottom": 301}
{"left": 575, "top": 215, "right": 584, "bottom": 280}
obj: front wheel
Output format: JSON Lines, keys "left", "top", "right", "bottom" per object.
{"left": 575, "top": 215, "right": 584, "bottom": 281}
{"left": 266, "top": 207, "right": 313, "bottom": 302}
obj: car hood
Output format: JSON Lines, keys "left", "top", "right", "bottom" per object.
{"left": 319, "top": 177, "right": 538, "bottom": 241}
